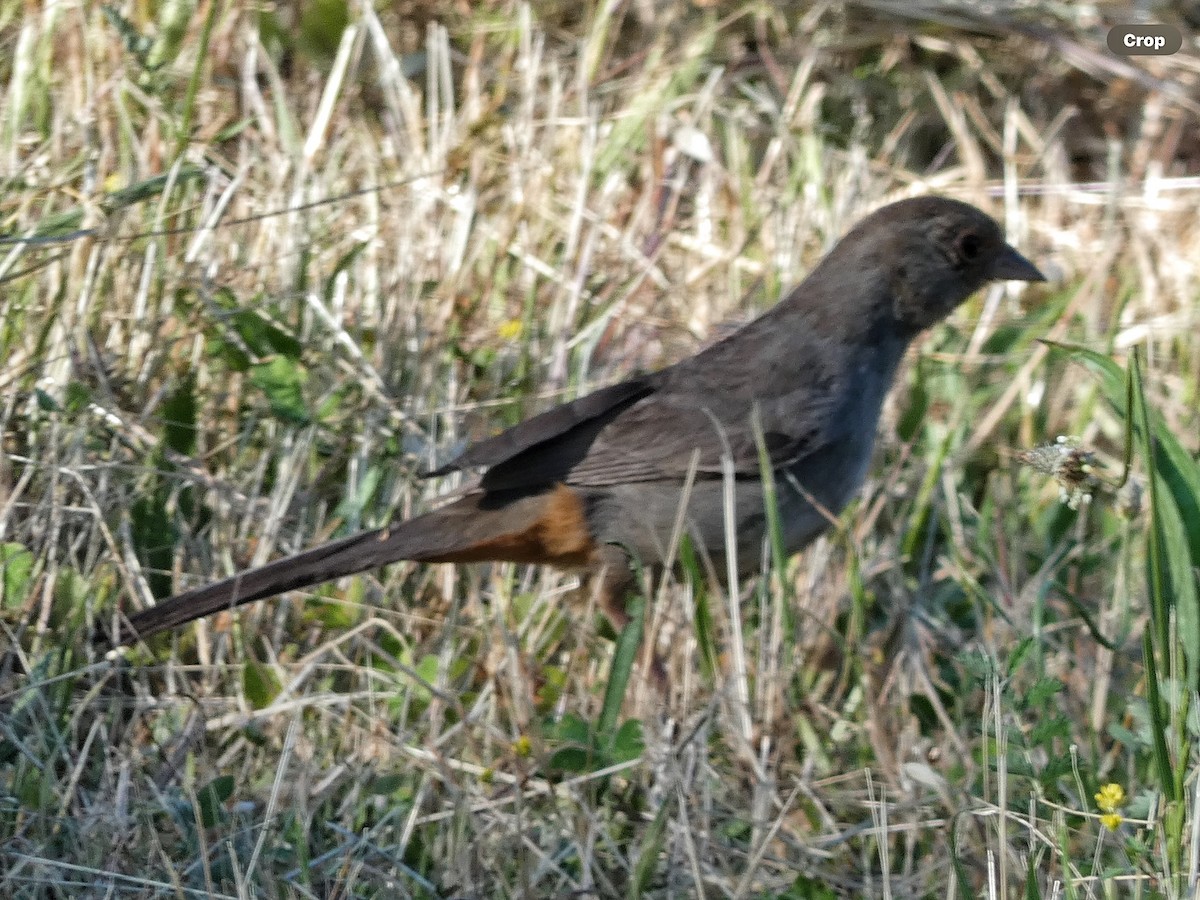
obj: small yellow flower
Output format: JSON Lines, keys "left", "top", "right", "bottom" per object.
{"left": 1100, "top": 813, "right": 1123, "bottom": 831}
{"left": 1095, "top": 783, "right": 1126, "bottom": 813}
{"left": 498, "top": 319, "right": 523, "bottom": 341}
{"left": 513, "top": 735, "right": 532, "bottom": 758}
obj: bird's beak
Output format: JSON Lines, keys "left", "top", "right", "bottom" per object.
{"left": 991, "top": 244, "right": 1045, "bottom": 282}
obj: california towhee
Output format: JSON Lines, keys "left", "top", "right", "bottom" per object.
{"left": 106, "top": 196, "right": 1043, "bottom": 647}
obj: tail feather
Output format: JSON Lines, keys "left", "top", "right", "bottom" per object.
{"left": 105, "top": 486, "right": 597, "bottom": 647}
{"left": 110, "top": 525, "right": 391, "bottom": 645}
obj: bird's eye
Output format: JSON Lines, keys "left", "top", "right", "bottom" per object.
{"left": 956, "top": 232, "right": 982, "bottom": 263}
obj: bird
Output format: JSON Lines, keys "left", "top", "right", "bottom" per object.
{"left": 104, "top": 196, "right": 1044, "bottom": 648}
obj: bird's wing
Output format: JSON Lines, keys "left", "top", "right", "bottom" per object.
{"left": 558, "top": 392, "right": 830, "bottom": 487}
{"left": 472, "top": 313, "right": 847, "bottom": 492}
{"left": 426, "top": 378, "right": 656, "bottom": 482}
{"left": 558, "top": 355, "right": 839, "bottom": 487}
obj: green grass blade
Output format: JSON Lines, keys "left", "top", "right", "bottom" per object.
{"left": 1142, "top": 628, "right": 1176, "bottom": 802}
{"left": 598, "top": 595, "right": 643, "bottom": 740}
{"left": 628, "top": 800, "right": 668, "bottom": 899}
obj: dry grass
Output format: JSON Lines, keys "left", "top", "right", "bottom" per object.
{"left": 1, "top": 1, "right": 1199, "bottom": 897}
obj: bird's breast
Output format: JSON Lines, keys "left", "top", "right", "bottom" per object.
{"left": 773, "top": 348, "right": 901, "bottom": 552}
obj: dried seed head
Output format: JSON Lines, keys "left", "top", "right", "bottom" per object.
{"left": 1016, "top": 436, "right": 1102, "bottom": 510}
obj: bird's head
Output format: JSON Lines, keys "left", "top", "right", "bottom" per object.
{"left": 851, "top": 196, "right": 1045, "bottom": 332}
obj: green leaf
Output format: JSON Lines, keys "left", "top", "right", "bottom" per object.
{"left": 1152, "top": 482, "right": 1200, "bottom": 691}
{"left": 299, "top": 0, "right": 350, "bottom": 62}
{"left": 305, "top": 596, "right": 359, "bottom": 630}
{"left": 415, "top": 653, "right": 440, "bottom": 686}
{"left": 1006, "top": 636, "right": 1035, "bottom": 677}
{"left": 900, "top": 424, "right": 955, "bottom": 567}
{"left": 368, "top": 774, "right": 406, "bottom": 796}
{"left": 196, "top": 775, "right": 235, "bottom": 828}
{"left": 1029, "top": 714, "right": 1070, "bottom": 746}
{"left": 680, "top": 535, "right": 716, "bottom": 678}
{"left": 950, "top": 815, "right": 980, "bottom": 900}
{"left": 144, "top": 0, "right": 194, "bottom": 72}
{"left": 1024, "top": 848, "right": 1045, "bottom": 899}
{"left": 909, "top": 694, "right": 939, "bottom": 733}
{"left": 249, "top": 356, "right": 310, "bottom": 425}
{"left": 546, "top": 746, "right": 593, "bottom": 775}
{"left": 30, "top": 207, "right": 85, "bottom": 239}
{"left": 1107, "top": 721, "right": 1143, "bottom": 749}
{"left": 162, "top": 376, "right": 198, "bottom": 455}
{"left": 242, "top": 660, "right": 282, "bottom": 710}
{"left": 105, "top": 168, "right": 204, "bottom": 210}
{"left": 551, "top": 713, "right": 591, "bottom": 745}
{"left": 334, "top": 466, "right": 382, "bottom": 524}
{"left": 628, "top": 801, "right": 668, "bottom": 899}
{"left": 610, "top": 719, "right": 644, "bottom": 765}
{"left": 327, "top": 241, "right": 369, "bottom": 295}
{"left": 101, "top": 5, "right": 153, "bottom": 66}
{"left": 1142, "top": 629, "right": 1175, "bottom": 802}
{"left": 34, "top": 389, "right": 59, "bottom": 411}
{"left": 957, "top": 649, "right": 996, "bottom": 683}
{"left": 212, "top": 118, "right": 252, "bottom": 142}
{"left": 598, "top": 595, "right": 642, "bottom": 741}
{"left": 131, "top": 494, "right": 176, "bottom": 599}
{"left": 231, "top": 307, "right": 304, "bottom": 360}
{"left": 1024, "top": 677, "right": 1064, "bottom": 709}
{"left": 63, "top": 380, "right": 92, "bottom": 414}
{"left": 0, "top": 543, "right": 34, "bottom": 611}
{"left": 897, "top": 355, "right": 929, "bottom": 443}
{"left": 208, "top": 332, "right": 251, "bottom": 372}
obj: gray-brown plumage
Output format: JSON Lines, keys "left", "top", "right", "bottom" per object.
{"left": 106, "top": 196, "right": 1043, "bottom": 647}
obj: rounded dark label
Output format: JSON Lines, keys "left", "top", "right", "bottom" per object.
{"left": 1107, "top": 24, "right": 1183, "bottom": 55}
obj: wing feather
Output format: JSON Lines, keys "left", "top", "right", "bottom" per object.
{"left": 435, "top": 294, "right": 855, "bottom": 493}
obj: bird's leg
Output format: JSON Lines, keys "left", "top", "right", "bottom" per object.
{"left": 584, "top": 542, "right": 640, "bottom": 631}
{"left": 582, "top": 543, "right": 676, "bottom": 691}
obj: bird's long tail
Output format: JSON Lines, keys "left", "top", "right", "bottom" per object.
{"left": 106, "top": 485, "right": 598, "bottom": 647}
